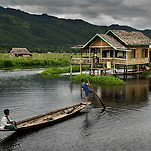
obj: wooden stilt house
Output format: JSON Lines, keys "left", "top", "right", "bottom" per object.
{"left": 70, "top": 30, "right": 151, "bottom": 75}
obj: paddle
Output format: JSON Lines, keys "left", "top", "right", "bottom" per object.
{"left": 93, "top": 90, "right": 106, "bottom": 113}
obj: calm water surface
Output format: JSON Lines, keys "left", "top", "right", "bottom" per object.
{"left": 0, "top": 69, "right": 151, "bottom": 151}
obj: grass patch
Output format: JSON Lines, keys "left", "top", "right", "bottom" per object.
{"left": 0, "top": 53, "right": 81, "bottom": 69}
{"left": 72, "top": 74, "right": 125, "bottom": 85}
{"left": 41, "top": 65, "right": 90, "bottom": 77}
{"left": 41, "top": 67, "right": 69, "bottom": 77}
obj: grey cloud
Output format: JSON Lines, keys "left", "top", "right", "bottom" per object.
{"left": 1, "top": 0, "right": 151, "bottom": 29}
{"left": 1, "top": 0, "right": 76, "bottom": 7}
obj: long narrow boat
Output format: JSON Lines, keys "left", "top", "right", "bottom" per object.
{"left": 0, "top": 102, "right": 90, "bottom": 132}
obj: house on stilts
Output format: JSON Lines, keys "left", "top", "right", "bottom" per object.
{"left": 70, "top": 30, "right": 151, "bottom": 75}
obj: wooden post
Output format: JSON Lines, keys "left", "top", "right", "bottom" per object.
{"left": 148, "top": 48, "right": 150, "bottom": 63}
{"left": 70, "top": 65, "right": 72, "bottom": 76}
{"left": 80, "top": 49, "right": 82, "bottom": 74}
{"left": 103, "top": 61, "right": 105, "bottom": 75}
{"left": 100, "top": 40, "right": 102, "bottom": 63}
{"left": 126, "top": 65, "right": 128, "bottom": 74}
{"left": 89, "top": 48, "right": 91, "bottom": 63}
{"left": 113, "top": 50, "right": 116, "bottom": 74}
{"left": 70, "top": 56, "right": 72, "bottom": 76}
{"left": 91, "top": 60, "right": 93, "bottom": 75}
{"left": 137, "top": 64, "right": 139, "bottom": 73}
{"left": 80, "top": 49, "right": 82, "bottom": 58}
{"left": 100, "top": 48, "right": 102, "bottom": 63}
{"left": 80, "top": 58, "right": 82, "bottom": 74}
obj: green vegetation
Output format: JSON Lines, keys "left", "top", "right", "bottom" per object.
{"left": 41, "top": 67, "right": 69, "bottom": 77}
{"left": 0, "top": 6, "right": 105, "bottom": 52}
{"left": 72, "top": 74, "right": 125, "bottom": 85}
{"left": 41, "top": 65, "right": 90, "bottom": 77}
{"left": 0, "top": 6, "right": 151, "bottom": 52}
{"left": 0, "top": 53, "right": 80, "bottom": 70}
{"left": 0, "top": 52, "right": 125, "bottom": 85}
{"left": 142, "top": 70, "right": 151, "bottom": 77}
{"left": 41, "top": 67, "right": 125, "bottom": 85}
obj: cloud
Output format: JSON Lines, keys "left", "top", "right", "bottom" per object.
{"left": 1, "top": 0, "right": 151, "bottom": 29}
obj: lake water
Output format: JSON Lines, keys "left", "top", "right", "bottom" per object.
{"left": 0, "top": 69, "right": 151, "bottom": 151}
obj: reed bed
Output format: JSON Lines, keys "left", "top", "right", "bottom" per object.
{"left": 0, "top": 53, "right": 80, "bottom": 69}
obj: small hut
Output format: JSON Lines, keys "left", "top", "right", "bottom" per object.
{"left": 10, "top": 48, "right": 32, "bottom": 57}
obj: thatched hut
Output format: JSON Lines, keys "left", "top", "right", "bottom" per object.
{"left": 10, "top": 48, "right": 32, "bottom": 57}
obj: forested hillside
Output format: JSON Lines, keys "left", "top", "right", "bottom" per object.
{"left": 0, "top": 6, "right": 151, "bottom": 52}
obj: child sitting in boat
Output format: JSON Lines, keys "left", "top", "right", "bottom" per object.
{"left": 0, "top": 109, "right": 17, "bottom": 130}
{"left": 81, "top": 79, "right": 93, "bottom": 105}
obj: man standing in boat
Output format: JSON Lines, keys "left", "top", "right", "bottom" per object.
{"left": 0, "top": 109, "right": 17, "bottom": 130}
{"left": 81, "top": 79, "right": 93, "bottom": 105}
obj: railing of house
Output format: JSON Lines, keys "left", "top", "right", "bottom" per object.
{"left": 71, "top": 57, "right": 127, "bottom": 65}
{"left": 70, "top": 58, "right": 91, "bottom": 64}
{"left": 101, "top": 58, "right": 126, "bottom": 65}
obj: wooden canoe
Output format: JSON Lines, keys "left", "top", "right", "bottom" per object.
{"left": 0, "top": 102, "right": 90, "bottom": 132}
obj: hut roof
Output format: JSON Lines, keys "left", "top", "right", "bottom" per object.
{"left": 82, "top": 34, "right": 127, "bottom": 50}
{"left": 106, "top": 30, "right": 151, "bottom": 45}
{"left": 72, "top": 30, "right": 151, "bottom": 51}
{"left": 10, "top": 48, "right": 31, "bottom": 55}
{"left": 98, "top": 34, "right": 127, "bottom": 50}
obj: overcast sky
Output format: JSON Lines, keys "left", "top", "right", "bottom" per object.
{"left": 1, "top": 0, "right": 151, "bottom": 30}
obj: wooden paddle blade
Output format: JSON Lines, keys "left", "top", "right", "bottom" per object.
{"left": 93, "top": 90, "right": 106, "bottom": 110}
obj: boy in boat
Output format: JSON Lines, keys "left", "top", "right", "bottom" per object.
{"left": 81, "top": 79, "right": 93, "bottom": 105}
{"left": 0, "top": 109, "right": 17, "bottom": 130}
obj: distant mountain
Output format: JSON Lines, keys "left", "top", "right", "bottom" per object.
{"left": 0, "top": 6, "right": 151, "bottom": 52}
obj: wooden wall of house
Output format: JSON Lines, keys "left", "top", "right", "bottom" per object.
{"left": 91, "top": 39, "right": 110, "bottom": 47}
{"left": 86, "top": 36, "right": 150, "bottom": 66}
{"left": 126, "top": 46, "right": 149, "bottom": 65}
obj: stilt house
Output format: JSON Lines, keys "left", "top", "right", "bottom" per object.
{"left": 70, "top": 30, "right": 151, "bottom": 75}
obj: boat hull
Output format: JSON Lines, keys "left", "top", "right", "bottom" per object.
{"left": 0, "top": 102, "right": 90, "bottom": 132}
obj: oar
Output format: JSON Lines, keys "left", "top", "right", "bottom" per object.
{"left": 93, "top": 90, "right": 106, "bottom": 113}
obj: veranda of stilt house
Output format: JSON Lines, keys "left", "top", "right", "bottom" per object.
{"left": 70, "top": 30, "right": 151, "bottom": 75}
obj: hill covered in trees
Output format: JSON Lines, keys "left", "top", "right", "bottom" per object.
{"left": 0, "top": 6, "right": 151, "bottom": 53}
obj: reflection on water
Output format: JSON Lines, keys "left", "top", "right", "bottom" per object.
{"left": 0, "top": 69, "right": 151, "bottom": 151}
{"left": 91, "top": 78, "right": 150, "bottom": 109}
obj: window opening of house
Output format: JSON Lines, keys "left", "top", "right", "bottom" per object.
{"left": 131, "top": 49, "right": 136, "bottom": 58}
{"left": 102, "top": 50, "right": 113, "bottom": 58}
{"left": 142, "top": 49, "right": 148, "bottom": 58}
{"left": 91, "top": 48, "right": 100, "bottom": 54}
{"left": 115, "top": 51, "right": 126, "bottom": 59}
